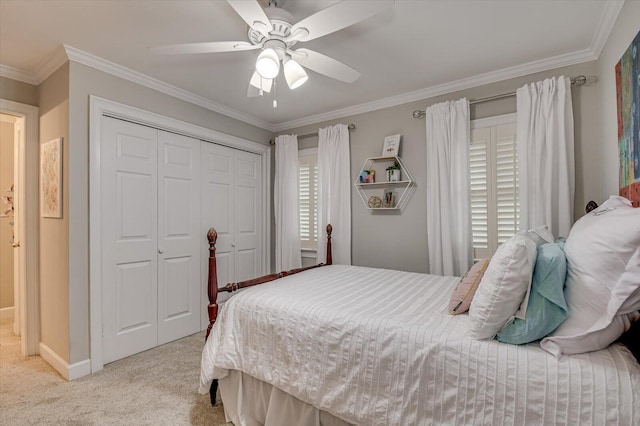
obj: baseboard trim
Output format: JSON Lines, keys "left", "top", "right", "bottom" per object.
{"left": 38, "top": 342, "right": 91, "bottom": 381}
{"left": 0, "top": 306, "right": 14, "bottom": 320}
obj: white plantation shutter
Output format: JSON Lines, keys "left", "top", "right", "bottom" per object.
{"left": 470, "top": 128, "right": 491, "bottom": 259}
{"left": 470, "top": 117, "right": 518, "bottom": 259}
{"left": 299, "top": 149, "right": 318, "bottom": 250}
{"left": 495, "top": 124, "right": 519, "bottom": 244}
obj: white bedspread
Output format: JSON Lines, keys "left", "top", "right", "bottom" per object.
{"left": 200, "top": 265, "right": 640, "bottom": 425}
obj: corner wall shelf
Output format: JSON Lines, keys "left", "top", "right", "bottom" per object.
{"left": 354, "top": 156, "right": 415, "bottom": 211}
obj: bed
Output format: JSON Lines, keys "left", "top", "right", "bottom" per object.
{"left": 199, "top": 224, "right": 640, "bottom": 425}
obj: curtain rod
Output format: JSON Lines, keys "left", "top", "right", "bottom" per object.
{"left": 411, "top": 75, "right": 588, "bottom": 119}
{"left": 269, "top": 123, "right": 356, "bottom": 145}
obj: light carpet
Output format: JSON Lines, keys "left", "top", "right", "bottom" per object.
{"left": 0, "top": 319, "right": 227, "bottom": 425}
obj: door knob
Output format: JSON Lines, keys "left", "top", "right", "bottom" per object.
{"left": 158, "top": 248, "right": 164, "bottom": 254}
{"left": 231, "top": 243, "right": 235, "bottom": 248}
{"left": 12, "top": 242, "right": 20, "bottom": 248}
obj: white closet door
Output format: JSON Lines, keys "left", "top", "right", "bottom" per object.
{"left": 234, "top": 150, "right": 263, "bottom": 282}
{"left": 157, "top": 131, "right": 201, "bottom": 344}
{"left": 200, "top": 143, "right": 264, "bottom": 329}
{"left": 101, "top": 117, "right": 158, "bottom": 364}
{"left": 201, "top": 143, "right": 235, "bottom": 327}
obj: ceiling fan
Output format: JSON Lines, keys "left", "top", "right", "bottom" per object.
{"left": 151, "top": 0, "right": 393, "bottom": 100}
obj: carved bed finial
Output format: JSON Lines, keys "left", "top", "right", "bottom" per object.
{"left": 207, "top": 228, "right": 218, "bottom": 244}
{"left": 585, "top": 200, "right": 598, "bottom": 213}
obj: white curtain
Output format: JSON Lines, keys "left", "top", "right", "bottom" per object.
{"left": 425, "top": 98, "right": 473, "bottom": 276}
{"left": 517, "top": 76, "right": 574, "bottom": 238}
{"left": 274, "top": 134, "right": 302, "bottom": 271}
{"left": 316, "top": 124, "right": 351, "bottom": 265}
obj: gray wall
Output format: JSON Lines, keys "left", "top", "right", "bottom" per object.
{"left": 0, "top": 77, "right": 38, "bottom": 106}
{"left": 66, "top": 61, "right": 273, "bottom": 363}
{"left": 597, "top": 0, "right": 640, "bottom": 202}
{"left": 39, "top": 62, "right": 71, "bottom": 361}
{"left": 284, "top": 61, "right": 600, "bottom": 274}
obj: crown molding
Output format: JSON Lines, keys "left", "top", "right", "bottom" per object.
{"left": 0, "top": 64, "right": 38, "bottom": 85}
{"left": 34, "top": 45, "right": 69, "bottom": 83}
{"left": 273, "top": 1, "right": 624, "bottom": 132}
{"left": 589, "top": 0, "right": 625, "bottom": 59}
{"left": 62, "top": 45, "right": 273, "bottom": 131}
{"left": 273, "top": 48, "right": 597, "bottom": 132}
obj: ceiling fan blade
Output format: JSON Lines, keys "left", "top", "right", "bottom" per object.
{"left": 227, "top": 0, "right": 273, "bottom": 37}
{"left": 290, "top": 48, "right": 361, "bottom": 83}
{"left": 151, "top": 41, "right": 259, "bottom": 55}
{"left": 288, "top": 0, "right": 392, "bottom": 43}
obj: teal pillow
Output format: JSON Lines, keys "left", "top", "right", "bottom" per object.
{"left": 496, "top": 242, "right": 568, "bottom": 345}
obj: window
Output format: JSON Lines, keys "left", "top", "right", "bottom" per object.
{"left": 470, "top": 114, "right": 519, "bottom": 260}
{"left": 298, "top": 148, "right": 318, "bottom": 251}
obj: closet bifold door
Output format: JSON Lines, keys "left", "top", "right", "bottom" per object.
{"left": 199, "top": 143, "right": 263, "bottom": 329}
{"left": 101, "top": 117, "right": 159, "bottom": 364}
{"left": 200, "top": 143, "right": 235, "bottom": 322}
{"left": 233, "top": 149, "right": 263, "bottom": 283}
{"left": 157, "top": 131, "right": 201, "bottom": 345}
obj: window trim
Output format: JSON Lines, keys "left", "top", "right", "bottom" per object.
{"left": 298, "top": 147, "right": 318, "bottom": 157}
{"left": 471, "top": 113, "right": 517, "bottom": 130}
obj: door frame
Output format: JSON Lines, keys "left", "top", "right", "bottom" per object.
{"left": 0, "top": 99, "right": 40, "bottom": 356}
{"left": 89, "top": 96, "right": 271, "bottom": 372}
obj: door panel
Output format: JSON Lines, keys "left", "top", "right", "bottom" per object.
{"left": 161, "top": 256, "right": 192, "bottom": 318}
{"left": 102, "top": 117, "right": 158, "bottom": 364}
{"left": 200, "top": 144, "right": 236, "bottom": 325}
{"left": 234, "top": 151, "right": 262, "bottom": 280}
{"left": 157, "top": 131, "right": 200, "bottom": 344}
{"left": 236, "top": 249, "right": 257, "bottom": 282}
{"left": 117, "top": 261, "right": 154, "bottom": 331}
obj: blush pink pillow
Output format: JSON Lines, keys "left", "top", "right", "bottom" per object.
{"left": 449, "top": 259, "right": 490, "bottom": 315}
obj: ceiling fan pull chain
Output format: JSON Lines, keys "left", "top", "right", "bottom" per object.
{"left": 273, "top": 80, "right": 278, "bottom": 108}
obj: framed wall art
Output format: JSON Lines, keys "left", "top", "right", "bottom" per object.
{"left": 381, "top": 134, "right": 401, "bottom": 157}
{"left": 615, "top": 30, "right": 640, "bottom": 207}
{"left": 40, "top": 137, "right": 62, "bottom": 218}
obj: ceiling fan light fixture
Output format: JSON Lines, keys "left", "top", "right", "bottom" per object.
{"left": 256, "top": 48, "right": 280, "bottom": 79}
{"left": 284, "top": 57, "right": 308, "bottom": 89}
{"left": 249, "top": 70, "right": 272, "bottom": 93}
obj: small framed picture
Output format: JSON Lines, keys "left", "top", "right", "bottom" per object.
{"left": 359, "top": 169, "right": 375, "bottom": 183}
{"left": 383, "top": 189, "right": 396, "bottom": 208}
{"left": 382, "top": 134, "right": 401, "bottom": 157}
{"left": 40, "top": 137, "right": 63, "bottom": 218}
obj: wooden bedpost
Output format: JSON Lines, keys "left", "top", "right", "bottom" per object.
{"left": 326, "top": 224, "right": 332, "bottom": 265}
{"left": 204, "top": 224, "right": 333, "bottom": 406}
{"left": 205, "top": 228, "right": 218, "bottom": 341}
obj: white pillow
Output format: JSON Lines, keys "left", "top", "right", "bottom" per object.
{"left": 468, "top": 226, "right": 553, "bottom": 340}
{"left": 540, "top": 196, "right": 640, "bottom": 356}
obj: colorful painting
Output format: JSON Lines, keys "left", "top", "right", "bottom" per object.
{"left": 40, "top": 137, "right": 62, "bottom": 218}
{"left": 615, "top": 30, "right": 640, "bottom": 207}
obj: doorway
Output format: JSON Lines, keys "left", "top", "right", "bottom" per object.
{"left": 0, "top": 114, "right": 17, "bottom": 329}
{"left": 0, "top": 99, "right": 40, "bottom": 356}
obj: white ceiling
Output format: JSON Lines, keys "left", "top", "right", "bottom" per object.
{"left": 0, "top": 0, "right": 622, "bottom": 131}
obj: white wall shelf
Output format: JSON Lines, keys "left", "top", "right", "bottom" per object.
{"left": 354, "top": 156, "right": 415, "bottom": 211}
